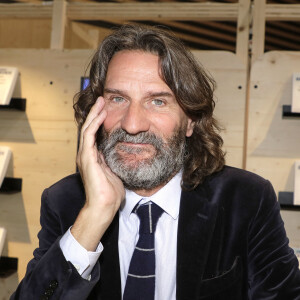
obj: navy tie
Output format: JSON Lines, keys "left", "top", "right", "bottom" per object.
{"left": 123, "top": 202, "right": 164, "bottom": 300}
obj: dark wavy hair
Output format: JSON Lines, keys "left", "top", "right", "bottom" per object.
{"left": 74, "top": 24, "right": 225, "bottom": 189}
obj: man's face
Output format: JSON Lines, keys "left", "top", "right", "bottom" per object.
{"left": 100, "top": 50, "right": 194, "bottom": 191}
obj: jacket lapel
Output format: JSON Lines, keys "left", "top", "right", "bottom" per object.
{"left": 176, "top": 182, "right": 219, "bottom": 300}
{"left": 96, "top": 212, "right": 121, "bottom": 300}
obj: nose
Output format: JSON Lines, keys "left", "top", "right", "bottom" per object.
{"left": 121, "top": 102, "right": 150, "bottom": 135}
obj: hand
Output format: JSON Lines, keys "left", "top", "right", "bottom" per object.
{"left": 71, "top": 97, "right": 125, "bottom": 251}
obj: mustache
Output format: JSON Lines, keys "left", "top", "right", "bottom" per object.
{"left": 98, "top": 128, "right": 164, "bottom": 150}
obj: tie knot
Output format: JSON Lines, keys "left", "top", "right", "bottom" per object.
{"left": 135, "top": 202, "right": 164, "bottom": 234}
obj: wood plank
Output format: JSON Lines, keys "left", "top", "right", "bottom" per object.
{"left": 0, "top": 3, "right": 52, "bottom": 19}
{"left": 67, "top": 2, "right": 239, "bottom": 21}
{"left": 2, "top": 2, "right": 299, "bottom": 22}
{"left": 251, "top": 0, "right": 266, "bottom": 63}
{"left": 236, "top": 0, "right": 250, "bottom": 66}
{"left": 0, "top": 19, "right": 51, "bottom": 48}
{"left": 0, "top": 2, "right": 239, "bottom": 21}
{"left": 71, "top": 22, "right": 99, "bottom": 49}
{"left": 50, "top": 0, "right": 67, "bottom": 50}
{"left": 266, "top": 4, "right": 300, "bottom": 21}
{"left": 236, "top": 0, "right": 251, "bottom": 169}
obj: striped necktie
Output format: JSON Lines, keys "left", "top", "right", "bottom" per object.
{"left": 123, "top": 202, "right": 164, "bottom": 300}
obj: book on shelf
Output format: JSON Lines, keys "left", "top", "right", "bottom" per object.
{"left": 294, "top": 161, "right": 300, "bottom": 205}
{"left": 292, "top": 73, "right": 300, "bottom": 113}
{"left": 0, "top": 146, "right": 12, "bottom": 188}
{"left": 0, "top": 67, "right": 19, "bottom": 105}
{"left": 0, "top": 227, "right": 7, "bottom": 256}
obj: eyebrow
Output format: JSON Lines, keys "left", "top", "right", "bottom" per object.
{"left": 103, "top": 88, "right": 129, "bottom": 98}
{"left": 103, "top": 88, "right": 174, "bottom": 99}
{"left": 146, "top": 91, "right": 174, "bottom": 98}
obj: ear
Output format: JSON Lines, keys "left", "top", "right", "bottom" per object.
{"left": 185, "top": 118, "right": 195, "bottom": 137}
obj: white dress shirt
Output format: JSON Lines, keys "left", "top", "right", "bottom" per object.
{"left": 60, "top": 171, "right": 182, "bottom": 299}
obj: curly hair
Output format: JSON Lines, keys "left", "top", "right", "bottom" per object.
{"left": 73, "top": 24, "right": 225, "bottom": 189}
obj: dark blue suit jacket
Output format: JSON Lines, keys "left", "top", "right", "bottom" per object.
{"left": 11, "top": 166, "right": 300, "bottom": 299}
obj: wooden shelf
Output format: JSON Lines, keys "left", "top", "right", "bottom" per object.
{"left": 278, "top": 191, "right": 300, "bottom": 211}
{"left": 280, "top": 203, "right": 300, "bottom": 211}
{"left": 0, "top": 98, "right": 26, "bottom": 111}
{"left": 0, "top": 256, "right": 18, "bottom": 278}
{"left": 282, "top": 105, "right": 300, "bottom": 118}
{"left": 0, "top": 177, "right": 22, "bottom": 193}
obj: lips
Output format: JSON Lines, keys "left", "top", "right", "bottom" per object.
{"left": 120, "top": 142, "right": 152, "bottom": 147}
{"left": 116, "top": 142, "right": 155, "bottom": 155}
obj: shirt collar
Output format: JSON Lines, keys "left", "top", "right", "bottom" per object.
{"left": 120, "top": 171, "right": 182, "bottom": 221}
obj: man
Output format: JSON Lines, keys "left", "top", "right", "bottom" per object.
{"left": 12, "top": 24, "right": 300, "bottom": 299}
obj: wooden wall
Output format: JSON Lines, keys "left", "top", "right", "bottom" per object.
{"left": 0, "top": 19, "right": 107, "bottom": 49}
{"left": 0, "top": 19, "right": 51, "bottom": 48}
{"left": 0, "top": 49, "right": 91, "bottom": 297}
{"left": 247, "top": 51, "right": 300, "bottom": 249}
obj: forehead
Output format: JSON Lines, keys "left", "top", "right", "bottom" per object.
{"left": 105, "top": 50, "right": 164, "bottom": 86}
{"left": 108, "top": 50, "right": 159, "bottom": 67}
{"left": 108, "top": 50, "right": 159, "bottom": 69}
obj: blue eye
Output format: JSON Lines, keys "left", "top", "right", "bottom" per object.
{"left": 152, "top": 99, "right": 164, "bottom": 106}
{"left": 112, "top": 96, "right": 124, "bottom": 103}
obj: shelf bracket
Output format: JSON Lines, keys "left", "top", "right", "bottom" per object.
{"left": 282, "top": 105, "right": 300, "bottom": 118}
{"left": 0, "top": 98, "right": 26, "bottom": 111}
{"left": 278, "top": 192, "right": 300, "bottom": 211}
{"left": 0, "top": 256, "right": 18, "bottom": 278}
{"left": 0, "top": 177, "right": 22, "bottom": 193}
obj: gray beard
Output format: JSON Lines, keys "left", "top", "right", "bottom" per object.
{"left": 98, "top": 127, "right": 186, "bottom": 190}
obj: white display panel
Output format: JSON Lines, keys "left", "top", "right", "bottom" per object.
{"left": 0, "top": 66, "right": 18, "bottom": 105}
{"left": 0, "top": 227, "right": 7, "bottom": 256}
{"left": 294, "top": 161, "right": 300, "bottom": 205}
{"left": 292, "top": 73, "right": 300, "bottom": 113}
{"left": 0, "top": 146, "right": 11, "bottom": 188}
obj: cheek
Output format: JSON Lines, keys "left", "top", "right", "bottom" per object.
{"left": 103, "top": 110, "right": 121, "bottom": 132}
{"left": 151, "top": 114, "right": 181, "bottom": 136}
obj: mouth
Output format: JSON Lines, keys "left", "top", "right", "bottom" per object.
{"left": 119, "top": 142, "right": 152, "bottom": 148}
{"left": 116, "top": 142, "right": 156, "bottom": 157}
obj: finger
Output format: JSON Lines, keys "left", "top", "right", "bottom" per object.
{"left": 77, "top": 108, "right": 107, "bottom": 170}
{"left": 82, "top": 97, "right": 105, "bottom": 132}
{"left": 79, "top": 97, "right": 105, "bottom": 151}
{"left": 81, "top": 108, "right": 107, "bottom": 152}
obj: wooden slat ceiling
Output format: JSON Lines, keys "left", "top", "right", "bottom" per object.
{"left": 2, "top": 0, "right": 300, "bottom": 52}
